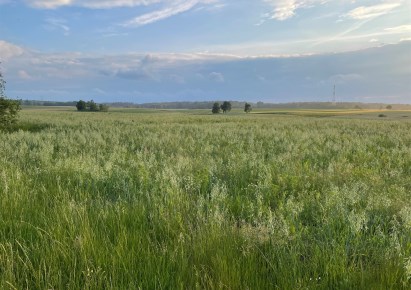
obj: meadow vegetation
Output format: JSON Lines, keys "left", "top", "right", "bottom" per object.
{"left": 0, "top": 108, "right": 410, "bottom": 289}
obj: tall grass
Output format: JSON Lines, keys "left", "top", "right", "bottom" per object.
{"left": 0, "top": 109, "right": 410, "bottom": 289}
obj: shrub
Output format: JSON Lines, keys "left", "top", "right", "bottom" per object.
{"left": 0, "top": 70, "right": 21, "bottom": 129}
{"left": 212, "top": 102, "right": 221, "bottom": 114}
{"left": 244, "top": 102, "right": 252, "bottom": 113}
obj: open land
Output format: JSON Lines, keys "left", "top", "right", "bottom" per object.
{"left": 1, "top": 107, "right": 410, "bottom": 289}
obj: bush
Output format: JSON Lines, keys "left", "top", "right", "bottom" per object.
{"left": 212, "top": 102, "right": 221, "bottom": 114}
{"left": 244, "top": 102, "right": 252, "bottom": 113}
{"left": 221, "top": 101, "right": 232, "bottom": 113}
{"left": 0, "top": 70, "right": 21, "bottom": 129}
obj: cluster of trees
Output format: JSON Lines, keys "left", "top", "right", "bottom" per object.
{"left": 76, "top": 100, "right": 109, "bottom": 112}
{"left": 0, "top": 70, "right": 21, "bottom": 129}
{"left": 212, "top": 101, "right": 232, "bottom": 114}
{"left": 212, "top": 101, "right": 252, "bottom": 114}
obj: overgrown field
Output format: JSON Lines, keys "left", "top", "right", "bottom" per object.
{"left": 1, "top": 108, "right": 410, "bottom": 289}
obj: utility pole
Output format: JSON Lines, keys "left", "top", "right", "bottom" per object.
{"left": 332, "top": 84, "right": 336, "bottom": 106}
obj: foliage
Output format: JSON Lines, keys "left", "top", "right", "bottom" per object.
{"left": 212, "top": 102, "right": 221, "bottom": 114}
{"left": 221, "top": 101, "right": 232, "bottom": 113}
{"left": 0, "top": 70, "right": 21, "bottom": 129}
{"left": 386, "top": 105, "right": 393, "bottom": 110}
{"left": 0, "top": 108, "right": 410, "bottom": 289}
{"left": 87, "top": 100, "right": 99, "bottom": 112}
{"left": 76, "top": 100, "right": 87, "bottom": 111}
{"left": 244, "top": 102, "right": 252, "bottom": 113}
{"left": 76, "top": 99, "right": 109, "bottom": 112}
{"left": 99, "top": 104, "right": 109, "bottom": 112}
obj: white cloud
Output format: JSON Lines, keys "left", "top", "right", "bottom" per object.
{"left": 123, "top": 1, "right": 197, "bottom": 27}
{"left": 18, "top": 70, "right": 33, "bottom": 79}
{"left": 346, "top": 2, "right": 401, "bottom": 20}
{"left": 122, "top": 0, "right": 218, "bottom": 27}
{"left": 0, "top": 41, "right": 25, "bottom": 61}
{"left": 2, "top": 42, "right": 410, "bottom": 103}
{"left": 25, "top": 0, "right": 218, "bottom": 10}
{"left": 44, "top": 18, "right": 70, "bottom": 35}
{"left": 264, "top": 0, "right": 329, "bottom": 21}
{"left": 27, "top": 0, "right": 72, "bottom": 9}
{"left": 25, "top": 0, "right": 219, "bottom": 27}
{"left": 384, "top": 25, "right": 411, "bottom": 32}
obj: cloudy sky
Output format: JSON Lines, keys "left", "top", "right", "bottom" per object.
{"left": 0, "top": 0, "right": 410, "bottom": 103}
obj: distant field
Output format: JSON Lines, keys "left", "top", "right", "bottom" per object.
{"left": 253, "top": 108, "right": 411, "bottom": 119}
{"left": 1, "top": 107, "right": 410, "bottom": 289}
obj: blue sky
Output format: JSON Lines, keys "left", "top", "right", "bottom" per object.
{"left": 0, "top": 0, "right": 410, "bottom": 103}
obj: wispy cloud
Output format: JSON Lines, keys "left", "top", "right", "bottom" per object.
{"left": 209, "top": 72, "right": 224, "bottom": 82}
{"left": 18, "top": 70, "right": 33, "bottom": 80}
{"left": 26, "top": 0, "right": 72, "bottom": 9}
{"left": 44, "top": 17, "right": 70, "bottom": 35}
{"left": 384, "top": 24, "right": 411, "bottom": 33}
{"left": 346, "top": 2, "right": 401, "bottom": 20}
{"left": 24, "top": 0, "right": 220, "bottom": 28}
{"left": 25, "top": 0, "right": 218, "bottom": 10}
{"left": 263, "top": 0, "right": 329, "bottom": 21}
{"left": 25, "top": 0, "right": 161, "bottom": 9}
{"left": 122, "top": 0, "right": 218, "bottom": 27}
{"left": 123, "top": 1, "right": 198, "bottom": 27}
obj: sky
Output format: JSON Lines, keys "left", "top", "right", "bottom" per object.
{"left": 0, "top": 0, "right": 410, "bottom": 104}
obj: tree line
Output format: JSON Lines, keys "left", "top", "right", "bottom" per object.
{"left": 76, "top": 100, "right": 109, "bottom": 112}
{"left": 212, "top": 101, "right": 252, "bottom": 114}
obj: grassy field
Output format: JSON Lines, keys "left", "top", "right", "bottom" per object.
{"left": 1, "top": 107, "right": 411, "bottom": 289}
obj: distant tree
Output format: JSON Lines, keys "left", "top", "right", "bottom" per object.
{"left": 221, "top": 101, "right": 231, "bottom": 113}
{"left": 386, "top": 105, "right": 392, "bottom": 110}
{"left": 99, "top": 104, "right": 109, "bottom": 112}
{"left": 244, "top": 102, "right": 252, "bottom": 113}
{"left": 0, "top": 69, "right": 21, "bottom": 128}
{"left": 212, "top": 102, "right": 221, "bottom": 114}
{"left": 76, "top": 100, "right": 109, "bottom": 112}
{"left": 76, "top": 100, "right": 87, "bottom": 111}
{"left": 87, "top": 100, "right": 99, "bottom": 112}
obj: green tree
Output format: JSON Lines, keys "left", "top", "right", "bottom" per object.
{"left": 76, "top": 100, "right": 87, "bottom": 111}
{"left": 221, "top": 101, "right": 231, "bottom": 113}
{"left": 0, "top": 69, "right": 21, "bottom": 128}
{"left": 87, "top": 100, "right": 99, "bottom": 111}
{"left": 244, "top": 102, "right": 252, "bottom": 113}
{"left": 212, "top": 102, "right": 221, "bottom": 114}
{"left": 386, "top": 105, "right": 392, "bottom": 110}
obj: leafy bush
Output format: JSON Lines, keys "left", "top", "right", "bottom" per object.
{"left": 212, "top": 102, "right": 221, "bottom": 114}
{"left": 221, "top": 101, "right": 232, "bottom": 113}
{"left": 0, "top": 70, "right": 21, "bottom": 129}
{"left": 244, "top": 102, "right": 252, "bottom": 113}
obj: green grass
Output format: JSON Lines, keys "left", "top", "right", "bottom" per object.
{"left": 0, "top": 107, "right": 410, "bottom": 289}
